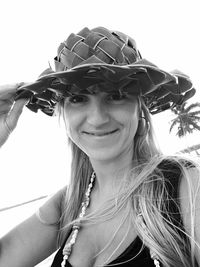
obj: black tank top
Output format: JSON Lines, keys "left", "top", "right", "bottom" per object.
{"left": 50, "top": 160, "right": 189, "bottom": 267}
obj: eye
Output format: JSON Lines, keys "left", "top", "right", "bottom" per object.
{"left": 68, "top": 95, "right": 89, "bottom": 104}
{"left": 107, "top": 92, "right": 127, "bottom": 102}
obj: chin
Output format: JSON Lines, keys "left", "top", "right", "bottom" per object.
{"left": 84, "top": 146, "right": 129, "bottom": 163}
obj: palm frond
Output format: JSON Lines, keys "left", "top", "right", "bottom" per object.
{"left": 180, "top": 102, "right": 187, "bottom": 112}
{"left": 180, "top": 144, "right": 200, "bottom": 154}
{"left": 177, "top": 126, "right": 186, "bottom": 138}
{"left": 188, "top": 111, "right": 200, "bottom": 117}
{"left": 188, "top": 120, "right": 200, "bottom": 131}
{"left": 190, "top": 116, "right": 200, "bottom": 123}
{"left": 169, "top": 102, "right": 200, "bottom": 137}
{"left": 185, "top": 102, "right": 200, "bottom": 113}
{"left": 186, "top": 117, "right": 197, "bottom": 126}
{"left": 169, "top": 119, "right": 180, "bottom": 133}
{"left": 170, "top": 107, "right": 179, "bottom": 115}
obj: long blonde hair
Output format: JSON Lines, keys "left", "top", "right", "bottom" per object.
{"left": 57, "top": 97, "right": 200, "bottom": 267}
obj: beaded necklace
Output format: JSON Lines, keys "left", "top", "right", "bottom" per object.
{"left": 61, "top": 172, "right": 95, "bottom": 267}
{"left": 61, "top": 171, "right": 161, "bottom": 267}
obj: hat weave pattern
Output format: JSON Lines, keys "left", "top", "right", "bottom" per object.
{"left": 54, "top": 27, "right": 141, "bottom": 71}
{"left": 16, "top": 27, "right": 195, "bottom": 116}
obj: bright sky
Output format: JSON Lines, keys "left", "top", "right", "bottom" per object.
{"left": 0, "top": 0, "right": 200, "bottom": 239}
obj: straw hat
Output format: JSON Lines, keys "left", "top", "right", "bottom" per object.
{"left": 16, "top": 27, "right": 196, "bottom": 116}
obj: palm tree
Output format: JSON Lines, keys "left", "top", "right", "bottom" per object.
{"left": 179, "top": 144, "right": 200, "bottom": 155}
{"left": 169, "top": 102, "right": 200, "bottom": 138}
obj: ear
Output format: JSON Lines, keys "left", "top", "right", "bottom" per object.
{"left": 136, "top": 109, "right": 150, "bottom": 136}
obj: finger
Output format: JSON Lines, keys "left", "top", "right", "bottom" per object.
{"left": 0, "top": 98, "right": 15, "bottom": 115}
{"left": 0, "top": 82, "right": 24, "bottom": 96}
{"left": 0, "top": 102, "right": 13, "bottom": 114}
{"left": 0, "top": 92, "right": 16, "bottom": 101}
{"left": 5, "top": 98, "right": 29, "bottom": 131}
{"left": 0, "top": 92, "right": 15, "bottom": 99}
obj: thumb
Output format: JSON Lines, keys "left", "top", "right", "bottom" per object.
{"left": 6, "top": 98, "right": 29, "bottom": 131}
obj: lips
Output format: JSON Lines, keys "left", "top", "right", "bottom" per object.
{"left": 82, "top": 129, "right": 119, "bottom": 136}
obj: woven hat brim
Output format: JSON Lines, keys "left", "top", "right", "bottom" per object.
{"left": 15, "top": 59, "right": 195, "bottom": 116}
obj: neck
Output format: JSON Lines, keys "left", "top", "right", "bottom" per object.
{"left": 90, "top": 146, "right": 134, "bottom": 197}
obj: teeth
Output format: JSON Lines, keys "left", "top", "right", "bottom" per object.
{"left": 86, "top": 130, "right": 117, "bottom": 136}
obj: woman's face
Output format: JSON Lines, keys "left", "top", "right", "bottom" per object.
{"left": 63, "top": 89, "right": 139, "bottom": 162}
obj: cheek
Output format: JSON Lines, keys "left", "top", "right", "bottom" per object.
{"left": 128, "top": 113, "right": 139, "bottom": 133}
{"left": 123, "top": 108, "right": 139, "bottom": 137}
{"left": 132, "top": 115, "right": 139, "bottom": 135}
{"left": 63, "top": 109, "right": 83, "bottom": 140}
{"left": 117, "top": 105, "right": 139, "bottom": 126}
{"left": 63, "top": 109, "right": 75, "bottom": 137}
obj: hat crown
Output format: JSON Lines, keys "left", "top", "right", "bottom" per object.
{"left": 54, "top": 27, "right": 141, "bottom": 71}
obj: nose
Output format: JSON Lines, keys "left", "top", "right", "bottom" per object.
{"left": 86, "top": 99, "right": 110, "bottom": 126}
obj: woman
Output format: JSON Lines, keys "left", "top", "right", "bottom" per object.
{"left": 0, "top": 27, "right": 200, "bottom": 267}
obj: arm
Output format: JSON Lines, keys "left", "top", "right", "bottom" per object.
{"left": 179, "top": 166, "right": 200, "bottom": 264}
{"left": 0, "top": 186, "right": 67, "bottom": 267}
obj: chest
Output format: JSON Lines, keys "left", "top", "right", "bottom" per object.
{"left": 65, "top": 214, "right": 137, "bottom": 267}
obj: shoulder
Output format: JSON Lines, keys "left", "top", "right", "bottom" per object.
{"left": 39, "top": 185, "right": 68, "bottom": 224}
{"left": 178, "top": 159, "right": 200, "bottom": 263}
{"left": 155, "top": 155, "right": 200, "bottom": 215}
{"left": 173, "top": 155, "right": 200, "bottom": 213}
{"left": 179, "top": 162, "right": 200, "bottom": 230}
{"left": 156, "top": 157, "right": 189, "bottom": 195}
{"left": 157, "top": 155, "right": 200, "bottom": 202}
{"left": 157, "top": 155, "right": 198, "bottom": 184}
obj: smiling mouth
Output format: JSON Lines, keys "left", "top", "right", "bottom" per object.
{"left": 83, "top": 129, "right": 119, "bottom": 136}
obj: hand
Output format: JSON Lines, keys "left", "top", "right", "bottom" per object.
{"left": 0, "top": 83, "right": 28, "bottom": 147}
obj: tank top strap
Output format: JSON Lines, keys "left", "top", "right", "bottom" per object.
{"left": 157, "top": 159, "right": 186, "bottom": 238}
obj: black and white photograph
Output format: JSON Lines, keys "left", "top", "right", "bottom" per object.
{"left": 0, "top": 0, "right": 200, "bottom": 266}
